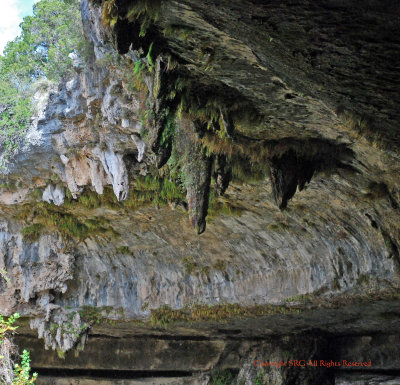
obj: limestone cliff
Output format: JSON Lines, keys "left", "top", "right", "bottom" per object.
{"left": 1, "top": 0, "right": 400, "bottom": 384}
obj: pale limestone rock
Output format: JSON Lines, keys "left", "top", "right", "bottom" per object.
{"left": 60, "top": 155, "right": 81, "bottom": 198}
{"left": 101, "top": 79, "right": 122, "bottom": 126}
{"left": 0, "top": 222, "right": 74, "bottom": 315}
{"left": 122, "top": 118, "right": 130, "bottom": 128}
{"left": 0, "top": 189, "right": 30, "bottom": 205}
{"left": 42, "top": 184, "right": 65, "bottom": 206}
{"left": 88, "top": 157, "right": 107, "bottom": 194}
{"left": 93, "top": 147, "right": 129, "bottom": 201}
{"left": 30, "top": 307, "right": 89, "bottom": 352}
{"left": 60, "top": 155, "right": 69, "bottom": 165}
{"left": 60, "top": 149, "right": 128, "bottom": 201}
{"left": 132, "top": 133, "right": 146, "bottom": 162}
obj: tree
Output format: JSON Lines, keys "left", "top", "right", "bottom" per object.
{"left": 1, "top": 0, "right": 82, "bottom": 86}
{"left": 0, "top": 0, "right": 83, "bottom": 167}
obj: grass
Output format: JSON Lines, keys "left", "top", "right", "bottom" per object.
{"left": 67, "top": 186, "right": 120, "bottom": 210}
{"left": 341, "top": 110, "right": 368, "bottom": 136}
{"left": 17, "top": 174, "right": 188, "bottom": 242}
{"left": 21, "top": 224, "right": 45, "bottom": 242}
{"left": 34, "top": 288, "right": 400, "bottom": 336}
{"left": 17, "top": 173, "right": 187, "bottom": 242}
{"left": 148, "top": 287, "right": 400, "bottom": 327}
{"left": 124, "top": 175, "right": 186, "bottom": 209}
{"left": 18, "top": 202, "right": 115, "bottom": 242}
{"left": 17, "top": 169, "right": 246, "bottom": 242}
{"left": 284, "top": 294, "right": 314, "bottom": 303}
{"left": 84, "top": 217, "right": 113, "bottom": 234}
{"left": 150, "top": 302, "right": 303, "bottom": 327}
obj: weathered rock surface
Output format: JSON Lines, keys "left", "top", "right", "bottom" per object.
{"left": 1, "top": 0, "right": 400, "bottom": 383}
{"left": 336, "top": 374, "right": 400, "bottom": 385}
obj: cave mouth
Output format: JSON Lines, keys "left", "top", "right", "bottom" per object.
{"left": 113, "top": 18, "right": 162, "bottom": 55}
{"left": 112, "top": 2, "right": 166, "bottom": 59}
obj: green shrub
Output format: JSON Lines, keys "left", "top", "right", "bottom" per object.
{"left": 210, "top": 370, "right": 235, "bottom": 385}
{"left": 0, "top": 313, "right": 38, "bottom": 384}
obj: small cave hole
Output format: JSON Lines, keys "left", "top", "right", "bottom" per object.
{"left": 365, "top": 213, "right": 378, "bottom": 229}
{"left": 28, "top": 292, "right": 37, "bottom": 305}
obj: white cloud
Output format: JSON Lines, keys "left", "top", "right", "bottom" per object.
{"left": 0, "top": 0, "right": 22, "bottom": 54}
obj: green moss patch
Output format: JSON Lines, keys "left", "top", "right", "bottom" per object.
{"left": 208, "top": 190, "right": 244, "bottom": 220}
{"left": 117, "top": 245, "right": 131, "bottom": 254}
{"left": 79, "top": 305, "right": 114, "bottom": 325}
{"left": 22, "top": 224, "right": 45, "bottom": 242}
{"left": 124, "top": 175, "right": 186, "bottom": 209}
{"left": 150, "top": 302, "right": 302, "bottom": 327}
{"left": 18, "top": 201, "right": 115, "bottom": 242}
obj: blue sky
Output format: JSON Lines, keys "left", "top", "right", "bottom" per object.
{"left": 0, "top": 0, "right": 38, "bottom": 53}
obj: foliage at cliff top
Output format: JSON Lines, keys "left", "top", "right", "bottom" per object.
{"left": 0, "top": 0, "right": 83, "bottom": 167}
{"left": 1, "top": 0, "right": 82, "bottom": 86}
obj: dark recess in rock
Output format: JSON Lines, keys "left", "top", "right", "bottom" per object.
{"left": 267, "top": 140, "right": 354, "bottom": 209}
{"left": 268, "top": 151, "right": 313, "bottom": 210}
{"left": 213, "top": 154, "right": 232, "bottom": 196}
